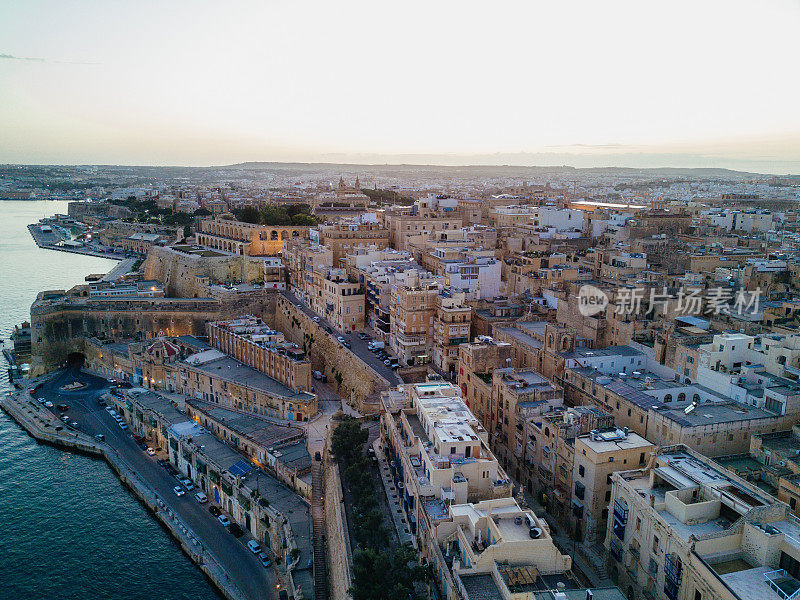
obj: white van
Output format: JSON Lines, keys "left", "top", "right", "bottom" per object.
{"left": 247, "top": 540, "right": 262, "bottom": 554}
{"left": 194, "top": 491, "right": 208, "bottom": 503}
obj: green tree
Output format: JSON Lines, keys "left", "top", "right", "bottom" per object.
{"left": 236, "top": 206, "right": 261, "bottom": 224}
{"left": 331, "top": 417, "right": 368, "bottom": 465}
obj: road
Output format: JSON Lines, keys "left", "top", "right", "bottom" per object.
{"left": 33, "top": 368, "right": 278, "bottom": 600}
{"left": 282, "top": 288, "right": 401, "bottom": 385}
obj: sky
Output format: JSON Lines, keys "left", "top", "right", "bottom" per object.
{"left": 1, "top": 0, "right": 800, "bottom": 172}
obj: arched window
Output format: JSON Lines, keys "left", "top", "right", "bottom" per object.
{"left": 270, "top": 231, "right": 279, "bottom": 241}
{"left": 677, "top": 393, "right": 686, "bottom": 403}
{"left": 663, "top": 394, "right": 672, "bottom": 403}
{"left": 692, "top": 393, "right": 701, "bottom": 403}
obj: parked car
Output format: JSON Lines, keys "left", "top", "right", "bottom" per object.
{"left": 94, "top": 434, "right": 105, "bottom": 442}
{"left": 71, "top": 421, "right": 79, "bottom": 429}
{"left": 247, "top": 540, "right": 262, "bottom": 554}
{"left": 56, "top": 404, "right": 69, "bottom": 411}
{"left": 173, "top": 486, "right": 185, "bottom": 497}
{"left": 228, "top": 523, "right": 244, "bottom": 537}
{"left": 337, "top": 336, "right": 345, "bottom": 343}
{"left": 147, "top": 447, "right": 156, "bottom": 456}
{"left": 61, "top": 415, "right": 70, "bottom": 422}
{"left": 209, "top": 505, "right": 221, "bottom": 517}
{"left": 97, "top": 399, "right": 106, "bottom": 406}
{"left": 344, "top": 341, "right": 351, "bottom": 349}
{"left": 37, "top": 397, "right": 46, "bottom": 404}
{"left": 258, "top": 552, "right": 272, "bottom": 568}
{"left": 44, "top": 401, "right": 53, "bottom": 408}
{"left": 105, "top": 406, "right": 115, "bottom": 414}
{"left": 312, "top": 316, "right": 320, "bottom": 322}
{"left": 384, "top": 359, "right": 392, "bottom": 366}
{"left": 218, "top": 515, "right": 231, "bottom": 527}
{"left": 118, "top": 422, "right": 128, "bottom": 430}
{"left": 195, "top": 491, "right": 208, "bottom": 503}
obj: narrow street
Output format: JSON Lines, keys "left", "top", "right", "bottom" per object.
{"left": 282, "top": 289, "right": 402, "bottom": 385}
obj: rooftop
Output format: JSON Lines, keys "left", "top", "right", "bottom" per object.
{"left": 184, "top": 354, "right": 315, "bottom": 403}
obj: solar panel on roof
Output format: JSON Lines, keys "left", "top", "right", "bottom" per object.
{"left": 228, "top": 460, "right": 252, "bottom": 477}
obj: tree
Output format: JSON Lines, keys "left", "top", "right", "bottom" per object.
{"left": 331, "top": 417, "right": 368, "bottom": 465}
{"left": 350, "top": 544, "right": 426, "bottom": 600}
{"left": 291, "top": 213, "right": 317, "bottom": 226}
{"left": 236, "top": 206, "right": 261, "bottom": 224}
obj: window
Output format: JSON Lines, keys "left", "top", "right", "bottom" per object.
{"left": 636, "top": 517, "right": 642, "bottom": 531}
{"left": 608, "top": 457, "right": 615, "bottom": 463}
{"left": 579, "top": 465, "right": 585, "bottom": 477}
{"left": 653, "top": 536, "right": 659, "bottom": 553}
{"left": 605, "top": 490, "right": 611, "bottom": 502}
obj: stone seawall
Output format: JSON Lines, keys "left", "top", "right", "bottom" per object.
{"left": 1, "top": 389, "right": 254, "bottom": 600}
{"left": 270, "top": 296, "right": 388, "bottom": 411}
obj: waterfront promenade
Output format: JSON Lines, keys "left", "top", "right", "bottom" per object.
{"left": 27, "top": 222, "right": 128, "bottom": 260}
{"left": 1, "top": 372, "right": 304, "bottom": 600}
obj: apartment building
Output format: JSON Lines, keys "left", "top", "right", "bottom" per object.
{"left": 380, "top": 381, "right": 512, "bottom": 531}
{"left": 316, "top": 215, "right": 389, "bottom": 264}
{"left": 571, "top": 427, "right": 655, "bottom": 544}
{"left": 564, "top": 356, "right": 799, "bottom": 458}
{"left": 282, "top": 239, "right": 333, "bottom": 304}
{"left": 607, "top": 445, "right": 799, "bottom": 600}
{"left": 313, "top": 267, "right": 364, "bottom": 333}
{"left": 389, "top": 270, "right": 444, "bottom": 366}
{"left": 385, "top": 198, "right": 462, "bottom": 251}
{"left": 346, "top": 249, "right": 416, "bottom": 341}
{"left": 458, "top": 337, "right": 516, "bottom": 424}
{"left": 206, "top": 316, "right": 311, "bottom": 393}
{"left": 489, "top": 368, "right": 564, "bottom": 483}
{"left": 169, "top": 348, "right": 318, "bottom": 422}
{"left": 444, "top": 254, "right": 503, "bottom": 301}
{"left": 433, "top": 290, "right": 472, "bottom": 375}
{"left": 262, "top": 257, "right": 286, "bottom": 290}
{"left": 529, "top": 405, "right": 615, "bottom": 519}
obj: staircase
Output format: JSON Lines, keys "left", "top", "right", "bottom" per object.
{"left": 311, "top": 461, "right": 328, "bottom": 599}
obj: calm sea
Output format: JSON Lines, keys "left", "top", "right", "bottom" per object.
{"left": 0, "top": 200, "right": 221, "bottom": 600}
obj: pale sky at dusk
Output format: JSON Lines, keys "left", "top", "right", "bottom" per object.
{"left": 1, "top": 0, "right": 799, "bottom": 171}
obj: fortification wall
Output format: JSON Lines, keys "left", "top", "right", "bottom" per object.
{"left": 270, "top": 296, "right": 388, "bottom": 411}
{"left": 30, "top": 292, "right": 278, "bottom": 376}
{"left": 143, "top": 246, "right": 265, "bottom": 298}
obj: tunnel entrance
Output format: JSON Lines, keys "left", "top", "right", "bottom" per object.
{"left": 66, "top": 352, "right": 86, "bottom": 368}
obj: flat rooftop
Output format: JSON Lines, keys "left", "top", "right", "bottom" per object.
{"left": 657, "top": 402, "right": 774, "bottom": 428}
{"left": 188, "top": 399, "right": 305, "bottom": 448}
{"left": 496, "top": 326, "right": 543, "bottom": 350}
{"left": 184, "top": 354, "right": 315, "bottom": 403}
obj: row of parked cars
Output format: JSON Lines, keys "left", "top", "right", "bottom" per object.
{"left": 368, "top": 343, "right": 400, "bottom": 369}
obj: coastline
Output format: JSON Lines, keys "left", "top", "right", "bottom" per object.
{"left": 27, "top": 223, "right": 128, "bottom": 261}
{"left": 0, "top": 387, "right": 250, "bottom": 600}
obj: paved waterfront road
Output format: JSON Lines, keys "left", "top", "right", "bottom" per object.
{"left": 34, "top": 369, "right": 276, "bottom": 600}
